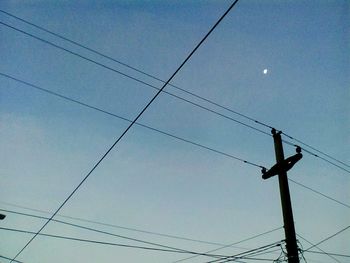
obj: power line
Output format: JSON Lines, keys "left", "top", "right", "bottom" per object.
{"left": 289, "top": 178, "right": 350, "bottom": 209}
{"left": 305, "top": 251, "right": 350, "bottom": 259}
{"left": 303, "top": 226, "right": 350, "bottom": 252}
{"left": 297, "top": 234, "right": 341, "bottom": 263}
{"left": 2, "top": 22, "right": 349, "bottom": 177}
{"left": 0, "top": 208, "right": 250, "bottom": 256}
{"left": 1, "top": 23, "right": 349, "bottom": 176}
{"left": 0, "top": 202, "right": 244, "bottom": 248}
{"left": 0, "top": 211, "right": 283, "bottom": 262}
{"left": 172, "top": 227, "right": 283, "bottom": 263}
{"left": 0, "top": 229, "right": 278, "bottom": 262}
{"left": 0, "top": 209, "right": 285, "bottom": 263}
{"left": 0, "top": 208, "right": 225, "bottom": 257}
{"left": 0, "top": 21, "right": 271, "bottom": 139}
{"left": 3, "top": 74, "right": 350, "bottom": 217}
{"left": 3, "top": 73, "right": 349, "bottom": 212}
{"left": 203, "top": 241, "right": 284, "bottom": 263}
{"left": 0, "top": 211, "right": 282, "bottom": 260}
{"left": 0, "top": 207, "right": 284, "bottom": 260}
{"left": 8, "top": 2, "right": 241, "bottom": 261}
{"left": 0, "top": 226, "right": 285, "bottom": 262}
{"left": 0, "top": 9, "right": 350, "bottom": 171}
{"left": 282, "top": 140, "right": 350, "bottom": 175}
{"left": 281, "top": 132, "right": 350, "bottom": 169}
{"left": 0, "top": 72, "right": 264, "bottom": 169}
{"left": 300, "top": 147, "right": 350, "bottom": 174}
{"left": 1, "top": 9, "right": 348, "bottom": 171}
{"left": 0, "top": 255, "right": 23, "bottom": 263}
{"left": 0, "top": 227, "right": 226, "bottom": 259}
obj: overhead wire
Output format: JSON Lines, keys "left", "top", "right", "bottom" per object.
{"left": 2, "top": 73, "right": 350, "bottom": 214}
{"left": 0, "top": 227, "right": 227, "bottom": 259}
{"left": 202, "top": 241, "right": 284, "bottom": 263}
{"left": 0, "top": 21, "right": 271, "bottom": 139}
{"left": 2, "top": 64, "right": 348, "bottom": 263}
{"left": 1, "top": 8, "right": 348, "bottom": 171}
{"left": 282, "top": 140, "right": 350, "bottom": 174}
{"left": 303, "top": 225, "right": 350, "bottom": 252}
{"left": 172, "top": 227, "right": 283, "bottom": 263}
{"left": 0, "top": 71, "right": 264, "bottom": 169}
{"left": 297, "top": 234, "right": 341, "bottom": 263}
{"left": 0, "top": 229, "right": 276, "bottom": 263}
{"left": 8, "top": 1, "right": 241, "bottom": 261}
{"left": 305, "top": 251, "right": 350, "bottom": 259}
{"left": 0, "top": 207, "right": 283, "bottom": 262}
{"left": 228, "top": 243, "right": 286, "bottom": 262}
{"left": 1, "top": 12, "right": 349, "bottom": 173}
{"left": 0, "top": 202, "right": 244, "bottom": 248}
{"left": 0, "top": 208, "right": 226, "bottom": 257}
{"left": 281, "top": 132, "right": 350, "bottom": 169}
{"left": 0, "top": 255, "right": 23, "bottom": 263}
{"left": 288, "top": 178, "right": 350, "bottom": 209}
{"left": 1, "top": 6, "right": 348, "bottom": 262}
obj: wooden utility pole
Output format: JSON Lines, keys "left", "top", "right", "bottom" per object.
{"left": 262, "top": 129, "right": 302, "bottom": 263}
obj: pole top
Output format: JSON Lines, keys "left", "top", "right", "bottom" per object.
{"left": 271, "top": 128, "right": 282, "bottom": 135}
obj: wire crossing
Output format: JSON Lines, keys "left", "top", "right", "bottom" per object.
{"left": 202, "top": 241, "right": 284, "bottom": 263}
{"left": 0, "top": 210, "right": 223, "bottom": 257}
{"left": 3, "top": 72, "right": 350, "bottom": 211}
{"left": 297, "top": 234, "right": 341, "bottom": 263}
{"left": 0, "top": 72, "right": 264, "bottom": 169}
{"left": 0, "top": 21, "right": 271, "bottom": 138}
{"left": 303, "top": 225, "right": 350, "bottom": 252}
{"left": 172, "top": 227, "right": 282, "bottom": 263}
{"left": 8, "top": 2, "right": 241, "bottom": 261}
{"left": 0, "top": 9, "right": 350, "bottom": 171}
{"left": 0, "top": 227, "right": 229, "bottom": 259}
{"left": 1, "top": 18, "right": 348, "bottom": 175}
{"left": 0, "top": 208, "right": 251, "bottom": 252}
{"left": 1, "top": 10, "right": 349, "bottom": 172}
{"left": 1, "top": 20, "right": 349, "bottom": 175}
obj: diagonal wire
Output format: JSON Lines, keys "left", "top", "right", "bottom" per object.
{"left": 0, "top": 21, "right": 270, "bottom": 138}
{"left": 0, "top": 255, "right": 23, "bottom": 263}
{"left": 202, "top": 241, "right": 283, "bottom": 263}
{"left": 0, "top": 202, "right": 248, "bottom": 248}
{"left": 3, "top": 75, "right": 350, "bottom": 216}
{"left": 172, "top": 227, "right": 282, "bottom": 263}
{"left": 282, "top": 132, "right": 350, "bottom": 169}
{"left": 288, "top": 178, "right": 350, "bottom": 209}
{"left": 305, "top": 251, "right": 350, "bottom": 259}
{"left": 3, "top": 73, "right": 350, "bottom": 211}
{"left": 0, "top": 72, "right": 264, "bottom": 169}
{"left": 0, "top": 210, "right": 284, "bottom": 262}
{"left": 297, "top": 233, "right": 341, "bottom": 263}
{"left": 1, "top": 21, "right": 349, "bottom": 175}
{"left": 303, "top": 226, "right": 350, "bottom": 252}
{"left": 8, "top": 1, "right": 241, "bottom": 261}
{"left": 282, "top": 139, "right": 350, "bottom": 174}
{"left": 0, "top": 227, "right": 227, "bottom": 259}
{"left": 1, "top": 8, "right": 348, "bottom": 170}
{"left": 0, "top": 209, "right": 224, "bottom": 256}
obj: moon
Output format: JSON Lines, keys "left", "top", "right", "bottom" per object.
{"left": 263, "top": 69, "right": 268, "bottom": 74}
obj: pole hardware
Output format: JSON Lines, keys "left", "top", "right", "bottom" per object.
{"left": 262, "top": 146, "right": 302, "bottom": 180}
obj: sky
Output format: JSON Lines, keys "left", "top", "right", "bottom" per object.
{"left": 0, "top": 0, "right": 349, "bottom": 262}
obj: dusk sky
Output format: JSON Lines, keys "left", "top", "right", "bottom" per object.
{"left": 0, "top": 1, "right": 349, "bottom": 262}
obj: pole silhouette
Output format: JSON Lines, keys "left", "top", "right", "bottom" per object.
{"left": 262, "top": 129, "right": 301, "bottom": 263}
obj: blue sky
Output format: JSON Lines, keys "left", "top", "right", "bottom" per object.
{"left": 0, "top": 1, "right": 349, "bottom": 262}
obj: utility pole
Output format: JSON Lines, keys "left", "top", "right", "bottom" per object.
{"left": 262, "top": 129, "right": 302, "bottom": 263}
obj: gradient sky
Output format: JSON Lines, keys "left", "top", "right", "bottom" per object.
{"left": 0, "top": 1, "right": 349, "bottom": 263}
